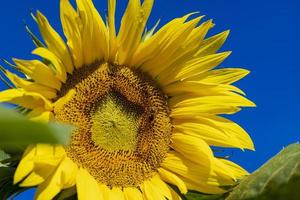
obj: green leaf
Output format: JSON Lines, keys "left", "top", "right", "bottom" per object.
{"left": 0, "top": 107, "right": 74, "bottom": 149}
{"left": 0, "top": 149, "right": 10, "bottom": 167}
{"left": 226, "top": 143, "right": 300, "bottom": 200}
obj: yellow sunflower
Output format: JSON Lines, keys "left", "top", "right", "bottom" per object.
{"left": 0, "top": 0, "right": 255, "bottom": 199}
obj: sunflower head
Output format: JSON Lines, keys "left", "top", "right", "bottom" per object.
{"left": 0, "top": 0, "right": 255, "bottom": 199}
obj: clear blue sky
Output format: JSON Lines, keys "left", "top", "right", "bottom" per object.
{"left": 1, "top": 0, "right": 300, "bottom": 199}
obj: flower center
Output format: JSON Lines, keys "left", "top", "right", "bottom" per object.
{"left": 54, "top": 62, "right": 172, "bottom": 187}
{"left": 91, "top": 93, "right": 141, "bottom": 152}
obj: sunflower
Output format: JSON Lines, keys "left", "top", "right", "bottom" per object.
{"left": 0, "top": 0, "right": 255, "bottom": 199}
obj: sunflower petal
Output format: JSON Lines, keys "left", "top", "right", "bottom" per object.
{"left": 99, "top": 184, "right": 111, "bottom": 199}
{"left": 216, "top": 158, "right": 249, "bottom": 179}
{"left": 60, "top": 0, "right": 83, "bottom": 68}
{"left": 195, "top": 115, "right": 254, "bottom": 150}
{"left": 14, "top": 145, "right": 65, "bottom": 184}
{"left": 171, "top": 133, "right": 213, "bottom": 166}
{"left": 140, "top": 16, "right": 202, "bottom": 77}
{"left": 53, "top": 89, "right": 76, "bottom": 113}
{"left": 140, "top": 177, "right": 167, "bottom": 200}
{"left": 0, "top": 89, "right": 53, "bottom": 110}
{"left": 36, "top": 11, "right": 73, "bottom": 73}
{"left": 108, "top": 0, "right": 117, "bottom": 61}
{"left": 14, "top": 146, "right": 36, "bottom": 184}
{"left": 19, "top": 171, "right": 45, "bottom": 187}
{"left": 164, "top": 52, "right": 231, "bottom": 85}
{"left": 161, "top": 152, "right": 225, "bottom": 194}
{"left": 32, "top": 47, "right": 67, "bottom": 82}
{"left": 1, "top": 69, "right": 56, "bottom": 99}
{"left": 173, "top": 115, "right": 254, "bottom": 150}
{"left": 35, "top": 157, "right": 78, "bottom": 200}
{"left": 116, "top": 0, "right": 154, "bottom": 65}
{"left": 167, "top": 185, "right": 182, "bottom": 200}
{"left": 76, "top": 168, "right": 103, "bottom": 200}
{"left": 150, "top": 175, "right": 173, "bottom": 199}
{"left": 161, "top": 151, "right": 211, "bottom": 184}
{"left": 20, "top": 151, "right": 64, "bottom": 187}
{"left": 13, "top": 59, "right": 61, "bottom": 90}
{"left": 76, "top": 0, "right": 109, "bottom": 64}
{"left": 183, "top": 178, "right": 226, "bottom": 194}
{"left": 195, "top": 30, "right": 230, "bottom": 57}
{"left": 188, "top": 68, "right": 250, "bottom": 85}
{"left": 156, "top": 18, "right": 217, "bottom": 80}
{"left": 123, "top": 187, "right": 143, "bottom": 200}
{"left": 131, "top": 13, "right": 195, "bottom": 68}
{"left": 171, "top": 93, "right": 255, "bottom": 116}
{"left": 108, "top": 187, "right": 125, "bottom": 200}
{"left": 27, "top": 108, "right": 54, "bottom": 122}
{"left": 164, "top": 81, "right": 245, "bottom": 97}
{"left": 158, "top": 168, "right": 187, "bottom": 194}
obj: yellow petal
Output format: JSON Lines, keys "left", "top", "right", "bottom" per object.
{"left": 35, "top": 157, "right": 78, "bottom": 200}
{"left": 173, "top": 116, "right": 253, "bottom": 150}
{"left": 32, "top": 47, "right": 67, "bottom": 82}
{"left": 19, "top": 171, "right": 45, "bottom": 187}
{"left": 53, "top": 89, "right": 76, "bottom": 113}
{"left": 155, "top": 17, "right": 215, "bottom": 80}
{"left": 36, "top": 11, "right": 73, "bottom": 73}
{"left": 213, "top": 158, "right": 248, "bottom": 183}
{"left": 156, "top": 19, "right": 215, "bottom": 85}
{"left": 195, "top": 30, "right": 230, "bottom": 57}
{"left": 167, "top": 185, "right": 182, "bottom": 200}
{"left": 188, "top": 68, "right": 250, "bottom": 85}
{"left": 165, "top": 52, "right": 231, "bottom": 84}
{"left": 27, "top": 108, "right": 54, "bottom": 122}
{"left": 171, "top": 133, "right": 213, "bottom": 166}
{"left": 163, "top": 81, "right": 245, "bottom": 97}
{"left": 117, "top": 0, "right": 154, "bottom": 65}
{"left": 140, "top": 16, "right": 202, "bottom": 77}
{"left": 161, "top": 152, "right": 211, "bottom": 186}
{"left": 99, "top": 184, "right": 111, "bottom": 199}
{"left": 186, "top": 115, "right": 254, "bottom": 150}
{"left": 108, "top": 0, "right": 117, "bottom": 61}
{"left": 20, "top": 151, "right": 64, "bottom": 187}
{"left": 0, "top": 89, "right": 53, "bottom": 110}
{"left": 180, "top": 18, "right": 211, "bottom": 51}
{"left": 76, "top": 0, "right": 109, "bottom": 64}
{"left": 222, "top": 159, "right": 249, "bottom": 178}
{"left": 170, "top": 93, "right": 255, "bottom": 116}
{"left": 161, "top": 153, "right": 234, "bottom": 193}
{"left": 140, "top": 178, "right": 166, "bottom": 200}
{"left": 182, "top": 177, "right": 226, "bottom": 194}
{"left": 14, "top": 145, "right": 65, "bottom": 184}
{"left": 60, "top": 0, "right": 83, "bottom": 68}
{"left": 131, "top": 13, "right": 195, "bottom": 68}
{"left": 158, "top": 168, "right": 187, "bottom": 194}
{"left": 2, "top": 69, "right": 57, "bottom": 99}
{"left": 14, "top": 146, "right": 36, "bottom": 184}
{"left": 123, "top": 187, "right": 143, "bottom": 200}
{"left": 76, "top": 168, "right": 103, "bottom": 200}
{"left": 149, "top": 175, "right": 173, "bottom": 200}
{"left": 107, "top": 187, "right": 125, "bottom": 200}
{"left": 13, "top": 58, "right": 61, "bottom": 90}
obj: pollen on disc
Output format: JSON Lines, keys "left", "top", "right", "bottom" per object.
{"left": 54, "top": 62, "right": 172, "bottom": 187}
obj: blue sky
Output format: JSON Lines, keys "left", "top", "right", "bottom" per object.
{"left": 1, "top": 0, "right": 300, "bottom": 199}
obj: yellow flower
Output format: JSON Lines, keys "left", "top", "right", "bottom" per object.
{"left": 0, "top": 0, "right": 255, "bottom": 199}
